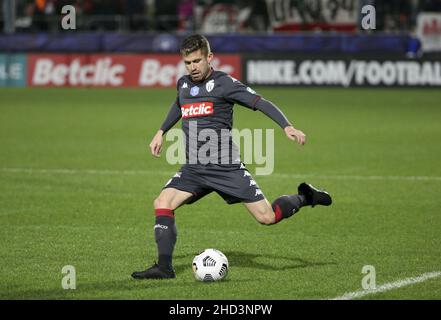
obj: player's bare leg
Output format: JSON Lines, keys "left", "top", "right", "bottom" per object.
{"left": 153, "top": 187, "right": 194, "bottom": 210}
{"left": 243, "top": 199, "right": 276, "bottom": 225}
{"left": 132, "top": 188, "right": 193, "bottom": 280}
{"left": 244, "top": 183, "right": 332, "bottom": 225}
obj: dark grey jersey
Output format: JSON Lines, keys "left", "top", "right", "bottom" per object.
{"left": 160, "top": 70, "right": 291, "bottom": 165}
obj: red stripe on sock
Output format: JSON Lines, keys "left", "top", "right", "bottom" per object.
{"left": 274, "top": 205, "right": 283, "bottom": 223}
{"left": 155, "top": 208, "right": 175, "bottom": 218}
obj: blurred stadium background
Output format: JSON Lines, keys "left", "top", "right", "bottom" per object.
{"left": 1, "top": 0, "right": 441, "bottom": 300}
{"left": 1, "top": 0, "right": 441, "bottom": 87}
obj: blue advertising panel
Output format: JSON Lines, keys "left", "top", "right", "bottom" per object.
{"left": 0, "top": 54, "right": 27, "bottom": 87}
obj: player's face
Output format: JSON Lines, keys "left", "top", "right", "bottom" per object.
{"left": 183, "top": 49, "right": 213, "bottom": 83}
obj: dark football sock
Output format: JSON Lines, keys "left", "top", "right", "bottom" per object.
{"left": 272, "top": 194, "right": 307, "bottom": 223}
{"left": 154, "top": 208, "right": 177, "bottom": 270}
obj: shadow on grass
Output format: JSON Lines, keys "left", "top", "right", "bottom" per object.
{"left": 2, "top": 251, "right": 335, "bottom": 299}
{"left": 223, "top": 251, "right": 335, "bottom": 271}
{"left": 174, "top": 250, "right": 335, "bottom": 272}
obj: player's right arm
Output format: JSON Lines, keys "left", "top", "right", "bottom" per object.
{"left": 150, "top": 98, "right": 181, "bottom": 157}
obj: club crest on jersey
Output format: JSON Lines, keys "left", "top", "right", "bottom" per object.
{"left": 206, "top": 80, "right": 215, "bottom": 92}
{"left": 190, "top": 86, "right": 199, "bottom": 96}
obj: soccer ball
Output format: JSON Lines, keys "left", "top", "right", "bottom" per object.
{"left": 192, "top": 248, "right": 229, "bottom": 282}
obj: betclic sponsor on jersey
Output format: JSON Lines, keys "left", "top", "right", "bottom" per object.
{"left": 27, "top": 54, "right": 241, "bottom": 87}
{"left": 246, "top": 57, "right": 441, "bottom": 87}
{"left": 181, "top": 102, "right": 214, "bottom": 119}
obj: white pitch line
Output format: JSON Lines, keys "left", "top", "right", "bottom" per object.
{"left": 0, "top": 167, "right": 164, "bottom": 176}
{"left": 331, "top": 271, "right": 441, "bottom": 300}
{"left": 271, "top": 173, "right": 441, "bottom": 182}
{"left": 1, "top": 167, "right": 441, "bottom": 182}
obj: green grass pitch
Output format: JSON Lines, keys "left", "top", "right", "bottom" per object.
{"left": 0, "top": 87, "right": 440, "bottom": 300}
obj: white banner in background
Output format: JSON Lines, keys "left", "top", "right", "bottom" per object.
{"left": 417, "top": 13, "right": 441, "bottom": 52}
{"left": 265, "top": 0, "right": 358, "bottom": 31}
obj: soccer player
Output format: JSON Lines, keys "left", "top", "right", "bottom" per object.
{"left": 132, "top": 34, "right": 332, "bottom": 279}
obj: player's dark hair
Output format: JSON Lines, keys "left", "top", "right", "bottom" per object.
{"left": 180, "top": 34, "right": 211, "bottom": 57}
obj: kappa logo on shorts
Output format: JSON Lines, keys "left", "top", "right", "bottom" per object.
{"left": 181, "top": 102, "right": 214, "bottom": 118}
{"left": 255, "top": 189, "right": 263, "bottom": 196}
{"left": 173, "top": 172, "right": 182, "bottom": 178}
{"left": 246, "top": 87, "right": 257, "bottom": 94}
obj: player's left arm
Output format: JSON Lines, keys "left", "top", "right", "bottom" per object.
{"left": 224, "top": 76, "right": 306, "bottom": 145}
{"left": 255, "top": 98, "right": 306, "bottom": 145}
